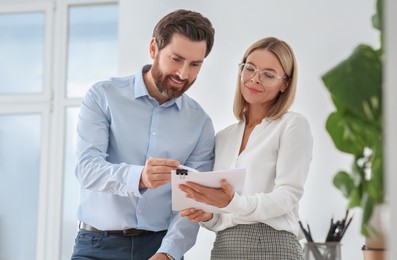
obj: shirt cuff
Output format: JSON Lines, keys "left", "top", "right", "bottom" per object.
{"left": 159, "top": 253, "right": 174, "bottom": 260}
{"left": 200, "top": 214, "right": 219, "bottom": 229}
{"left": 221, "top": 192, "right": 246, "bottom": 214}
{"left": 126, "top": 165, "right": 144, "bottom": 197}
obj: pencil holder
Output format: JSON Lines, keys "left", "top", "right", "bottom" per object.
{"left": 303, "top": 242, "right": 341, "bottom": 260}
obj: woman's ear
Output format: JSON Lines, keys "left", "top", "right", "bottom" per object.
{"left": 281, "top": 83, "right": 288, "bottom": 93}
{"left": 149, "top": 38, "right": 158, "bottom": 59}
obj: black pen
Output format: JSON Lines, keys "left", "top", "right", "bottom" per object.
{"left": 299, "top": 220, "right": 325, "bottom": 260}
{"left": 339, "top": 216, "right": 353, "bottom": 240}
{"left": 299, "top": 220, "right": 313, "bottom": 242}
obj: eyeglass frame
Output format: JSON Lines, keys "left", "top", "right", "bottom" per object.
{"left": 238, "top": 63, "right": 288, "bottom": 87}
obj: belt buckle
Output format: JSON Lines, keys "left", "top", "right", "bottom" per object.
{"left": 123, "top": 229, "right": 132, "bottom": 236}
{"left": 123, "top": 229, "right": 139, "bottom": 236}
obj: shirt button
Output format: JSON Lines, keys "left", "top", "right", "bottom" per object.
{"left": 152, "top": 132, "right": 156, "bottom": 135}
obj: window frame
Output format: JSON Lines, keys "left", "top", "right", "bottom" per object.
{"left": 0, "top": 3, "right": 53, "bottom": 260}
{"left": 0, "top": 3, "right": 54, "bottom": 104}
{"left": 51, "top": 2, "right": 118, "bottom": 259}
{"left": 0, "top": 1, "right": 118, "bottom": 259}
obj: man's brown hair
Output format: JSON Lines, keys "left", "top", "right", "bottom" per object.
{"left": 153, "top": 9, "right": 215, "bottom": 57}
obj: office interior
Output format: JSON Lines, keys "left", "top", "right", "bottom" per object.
{"left": 0, "top": 0, "right": 396, "bottom": 259}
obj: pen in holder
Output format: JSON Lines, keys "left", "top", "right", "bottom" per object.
{"left": 300, "top": 210, "right": 353, "bottom": 260}
{"left": 303, "top": 242, "right": 341, "bottom": 260}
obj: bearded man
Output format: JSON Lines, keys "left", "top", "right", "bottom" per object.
{"left": 71, "top": 9, "right": 215, "bottom": 260}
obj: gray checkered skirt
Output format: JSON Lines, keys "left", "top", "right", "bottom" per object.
{"left": 210, "top": 223, "right": 303, "bottom": 260}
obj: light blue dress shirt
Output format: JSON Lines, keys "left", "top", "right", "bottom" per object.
{"left": 75, "top": 65, "right": 215, "bottom": 259}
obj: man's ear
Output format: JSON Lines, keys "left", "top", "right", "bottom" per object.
{"left": 149, "top": 38, "right": 158, "bottom": 59}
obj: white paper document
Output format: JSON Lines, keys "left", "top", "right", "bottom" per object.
{"left": 171, "top": 167, "right": 246, "bottom": 213}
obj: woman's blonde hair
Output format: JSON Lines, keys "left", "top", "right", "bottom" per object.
{"left": 233, "top": 37, "right": 298, "bottom": 121}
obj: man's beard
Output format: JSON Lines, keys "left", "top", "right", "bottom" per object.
{"left": 151, "top": 58, "right": 195, "bottom": 99}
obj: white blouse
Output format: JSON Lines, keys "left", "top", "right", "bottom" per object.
{"left": 201, "top": 112, "right": 313, "bottom": 238}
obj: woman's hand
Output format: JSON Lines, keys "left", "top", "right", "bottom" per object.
{"left": 180, "top": 208, "right": 213, "bottom": 222}
{"left": 179, "top": 179, "right": 235, "bottom": 208}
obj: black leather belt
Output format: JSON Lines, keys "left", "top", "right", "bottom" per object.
{"left": 79, "top": 222, "right": 155, "bottom": 236}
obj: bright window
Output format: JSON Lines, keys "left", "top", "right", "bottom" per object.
{"left": 0, "top": 2, "right": 118, "bottom": 260}
{"left": 0, "top": 12, "right": 44, "bottom": 94}
{"left": 0, "top": 114, "right": 41, "bottom": 260}
{"left": 67, "top": 4, "right": 118, "bottom": 98}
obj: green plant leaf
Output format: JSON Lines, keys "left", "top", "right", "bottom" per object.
{"left": 325, "top": 112, "right": 381, "bottom": 156}
{"left": 367, "top": 137, "right": 384, "bottom": 202}
{"left": 333, "top": 171, "right": 355, "bottom": 198}
{"left": 322, "top": 44, "right": 382, "bottom": 125}
{"left": 322, "top": 0, "right": 384, "bottom": 238}
{"left": 372, "top": 0, "right": 383, "bottom": 31}
{"left": 361, "top": 193, "right": 375, "bottom": 237}
{"left": 372, "top": 0, "right": 384, "bottom": 52}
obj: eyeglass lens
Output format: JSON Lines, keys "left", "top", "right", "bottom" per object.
{"left": 239, "top": 64, "right": 281, "bottom": 87}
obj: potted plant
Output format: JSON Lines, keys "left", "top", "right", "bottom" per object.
{"left": 321, "top": 0, "right": 385, "bottom": 258}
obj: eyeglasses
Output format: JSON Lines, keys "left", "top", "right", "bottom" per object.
{"left": 238, "top": 63, "right": 287, "bottom": 87}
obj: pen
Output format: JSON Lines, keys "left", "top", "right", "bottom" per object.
{"left": 325, "top": 210, "right": 353, "bottom": 242}
{"left": 299, "top": 220, "right": 324, "bottom": 259}
{"left": 339, "top": 215, "right": 353, "bottom": 240}
{"left": 299, "top": 220, "right": 313, "bottom": 242}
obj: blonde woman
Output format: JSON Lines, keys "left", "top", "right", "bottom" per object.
{"left": 180, "top": 37, "right": 313, "bottom": 259}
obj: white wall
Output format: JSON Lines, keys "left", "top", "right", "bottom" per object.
{"left": 119, "top": 1, "right": 380, "bottom": 259}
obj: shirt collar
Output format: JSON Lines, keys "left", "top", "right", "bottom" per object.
{"left": 133, "top": 65, "right": 182, "bottom": 110}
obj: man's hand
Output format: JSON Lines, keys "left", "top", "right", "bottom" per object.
{"left": 180, "top": 208, "right": 213, "bottom": 222}
{"left": 178, "top": 179, "right": 234, "bottom": 208}
{"left": 139, "top": 158, "right": 179, "bottom": 189}
{"left": 149, "top": 253, "right": 171, "bottom": 260}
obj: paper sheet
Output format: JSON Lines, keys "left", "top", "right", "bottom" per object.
{"left": 171, "top": 168, "right": 246, "bottom": 213}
